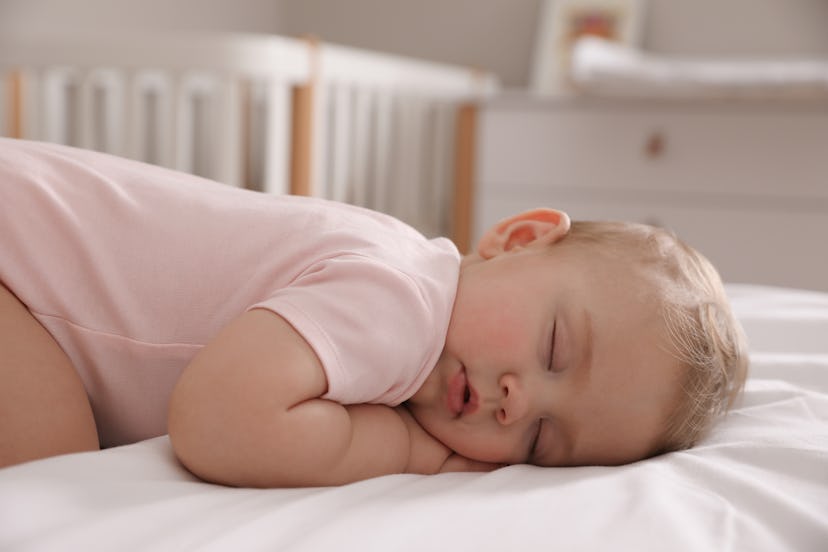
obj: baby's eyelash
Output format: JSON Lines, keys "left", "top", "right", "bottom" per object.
{"left": 547, "top": 321, "right": 557, "bottom": 372}
{"left": 529, "top": 419, "right": 543, "bottom": 459}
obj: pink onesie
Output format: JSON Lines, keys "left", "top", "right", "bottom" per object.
{"left": 0, "top": 139, "right": 460, "bottom": 447}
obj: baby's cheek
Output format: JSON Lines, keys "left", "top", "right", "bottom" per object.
{"left": 454, "top": 432, "right": 520, "bottom": 463}
{"left": 453, "top": 301, "right": 530, "bottom": 360}
{"left": 487, "top": 328, "right": 520, "bottom": 354}
{"left": 482, "top": 311, "right": 528, "bottom": 350}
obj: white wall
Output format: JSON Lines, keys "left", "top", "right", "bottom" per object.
{"left": 282, "top": 0, "right": 540, "bottom": 88}
{"left": 284, "top": 0, "right": 828, "bottom": 85}
{"left": 0, "top": 0, "right": 289, "bottom": 34}
{"left": 644, "top": 0, "right": 828, "bottom": 57}
{"left": 2, "top": 0, "right": 827, "bottom": 86}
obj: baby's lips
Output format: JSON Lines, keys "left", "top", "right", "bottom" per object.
{"left": 462, "top": 376, "right": 480, "bottom": 416}
{"left": 446, "top": 366, "right": 468, "bottom": 416}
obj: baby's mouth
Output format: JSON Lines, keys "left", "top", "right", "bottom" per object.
{"left": 447, "top": 365, "right": 476, "bottom": 417}
{"left": 460, "top": 369, "right": 479, "bottom": 416}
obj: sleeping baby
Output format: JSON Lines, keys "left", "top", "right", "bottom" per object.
{"left": 0, "top": 138, "right": 747, "bottom": 486}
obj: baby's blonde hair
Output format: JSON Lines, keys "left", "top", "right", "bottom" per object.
{"left": 560, "top": 221, "right": 748, "bottom": 454}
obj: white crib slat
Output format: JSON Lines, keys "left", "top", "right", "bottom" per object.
{"left": 347, "top": 88, "right": 372, "bottom": 207}
{"left": 420, "top": 102, "right": 436, "bottom": 236}
{"left": 386, "top": 96, "right": 405, "bottom": 222}
{"left": 25, "top": 71, "right": 42, "bottom": 141}
{"left": 91, "top": 73, "right": 112, "bottom": 153}
{"left": 131, "top": 71, "right": 174, "bottom": 168}
{"left": 367, "top": 91, "right": 393, "bottom": 214}
{"left": 78, "top": 69, "right": 117, "bottom": 153}
{"left": 41, "top": 68, "right": 72, "bottom": 145}
{"left": 88, "top": 70, "right": 126, "bottom": 156}
{"left": 308, "top": 82, "right": 328, "bottom": 199}
{"left": 388, "top": 96, "right": 410, "bottom": 225}
{"left": 160, "top": 75, "right": 177, "bottom": 170}
{"left": 65, "top": 73, "right": 82, "bottom": 147}
{"left": 386, "top": 96, "right": 401, "bottom": 219}
{"left": 109, "top": 72, "right": 127, "bottom": 157}
{"left": 394, "top": 96, "right": 425, "bottom": 230}
{"left": 422, "top": 101, "right": 449, "bottom": 237}
{"left": 175, "top": 74, "right": 204, "bottom": 175}
{"left": 214, "top": 76, "right": 242, "bottom": 187}
{"left": 123, "top": 71, "right": 141, "bottom": 162}
{"left": 430, "top": 102, "right": 456, "bottom": 237}
{"left": 77, "top": 70, "right": 94, "bottom": 151}
{"left": 410, "top": 99, "right": 429, "bottom": 233}
{"left": 328, "top": 84, "right": 351, "bottom": 203}
{"left": 320, "top": 87, "right": 335, "bottom": 200}
{"left": 191, "top": 89, "right": 212, "bottom": 179}
{"left": 259, "top": 80, "right": 291, "bottom": 195}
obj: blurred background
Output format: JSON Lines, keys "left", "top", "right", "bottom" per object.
{"left": 2, "top": 0, "right": 827, "bottom": 290}
{"left": 2, "top": 0, "right": 828, "bottom": 87}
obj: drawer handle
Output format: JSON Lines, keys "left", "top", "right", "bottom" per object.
{"left": 645, "top": 131, "right": 666, "bottom": 159}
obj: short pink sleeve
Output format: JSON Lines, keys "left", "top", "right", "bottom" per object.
{"left": 250, "top": 253, "right": 454, "bottom": 405}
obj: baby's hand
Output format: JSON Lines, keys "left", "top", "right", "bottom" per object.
{"left": 394, "top": 406, "right": 454, "bottom": 474}
{"left": 439, "top": 454, "right": 507, "bottom": 473}
{"left": 395, "top": 405, "right": 507, "bottom": 474}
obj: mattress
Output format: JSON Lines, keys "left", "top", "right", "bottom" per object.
{"left": 571, "top": 36, "right": 828, "bottom": 100}
{"left": 1, "top": 284, "right": 827, "bottom": 551}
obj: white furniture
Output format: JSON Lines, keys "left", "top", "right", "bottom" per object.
{"left": 475, "top": 94, "right": 828, "bottom": 291}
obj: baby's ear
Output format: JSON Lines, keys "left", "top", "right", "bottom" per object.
{"left": 477, "top": 208, "right": 571, "bottom": 259}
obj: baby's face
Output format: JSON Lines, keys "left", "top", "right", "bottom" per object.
{"left": 406, "top": 243, "right": 683, "bottom": 467}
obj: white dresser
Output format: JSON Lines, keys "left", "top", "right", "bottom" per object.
{"left": 474, "top": 94, "right": 828, "bottom": 292}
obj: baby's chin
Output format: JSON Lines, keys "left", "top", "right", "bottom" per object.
{"left": 407, "top": 408, "right": 463, "bottom": 451}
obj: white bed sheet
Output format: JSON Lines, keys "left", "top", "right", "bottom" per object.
{"left": 1, "top": 284, "right": 827, "bottom": 551}
{"left": 571, "top": 37, "right": 828, "bottom": 100}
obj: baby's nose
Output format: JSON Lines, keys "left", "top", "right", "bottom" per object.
{"left": 496, "top": 373, "right": 529, "bottom": 425}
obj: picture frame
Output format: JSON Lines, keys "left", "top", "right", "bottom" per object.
{"left": 530, "top": 0, "right": 646, "bottom": 95}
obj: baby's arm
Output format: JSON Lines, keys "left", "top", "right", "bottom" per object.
{"left": 168, "top": 309, "right": 458, "bottom": 487}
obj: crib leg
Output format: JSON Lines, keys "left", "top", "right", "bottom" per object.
{"left": 7, "top": 70, "right": 24, "bottom": 139}
{"left": 290, "top": 82, "right": 314, "bottom": 196}
{"left": 452, "top": 103, "right": 477, "bottom": 254}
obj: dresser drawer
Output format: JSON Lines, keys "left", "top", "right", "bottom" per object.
{"left": 478, "top": 99, "right": 828, "bottom": 201}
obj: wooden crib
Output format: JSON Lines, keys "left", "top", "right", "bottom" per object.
{"left": 0, "top": 29, "right": 497, "bottom": 251}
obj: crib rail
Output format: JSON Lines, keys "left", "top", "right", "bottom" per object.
{"left": 0, "top": 29, "right": 497, "bottom": 249}
{"left": 1, "top": 29, "right": 310, "bottom": 196}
